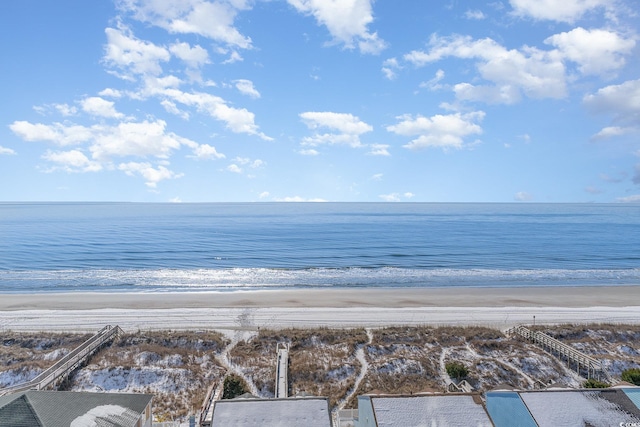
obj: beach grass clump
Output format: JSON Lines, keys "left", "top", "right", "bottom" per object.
{"left": 69, "top": 330, "right": 227, "bottom": 420}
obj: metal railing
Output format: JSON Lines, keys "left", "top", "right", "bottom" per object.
{"left": 0, "top": 325, "right": 122, "bottom": 396}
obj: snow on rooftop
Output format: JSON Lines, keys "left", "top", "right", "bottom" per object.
{"left": 211, "top": 398, "right": 331, "bottom": 427}
{"left": 520, "top": 390, "right": 640, "bottom": 427}
{"left": 70, "top": 404, "right": 141, "bottom": 427}
{"left": 371, "top": 395, "right": 492, "bottom": 427}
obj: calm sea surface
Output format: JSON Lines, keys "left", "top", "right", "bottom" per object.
{"left": 0, "top": 202, "right": 638, "bottom": 293}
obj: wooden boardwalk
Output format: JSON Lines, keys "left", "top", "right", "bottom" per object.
{"left": 275, "top": 342, "right": 290, "bottom": 399}
{"left": 0, "top": 325, "right": 122, "bottom": 396}
{"left": 507, "top": 325, "right": 611, "bottom": 382}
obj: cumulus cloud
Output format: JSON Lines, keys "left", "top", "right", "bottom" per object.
{"left": 81, "top": 96, "right": 125, "bottom": 119}
{"left": 170, "top": 41, "right": 210, "bottom": 68}
{"left": 514, "top": 191, "right": 533, "bottom": 201}
{"left": 509, "top": 0, "right": 611, "bottom": 23}
{"left": 42, "top": 149, "right": 103, "bottom": 173}
{"left": 379, "top": 192, "right": 414, "bottom": 202}
{"left": 617, "top": 194, "right": 640, "bottom": 203}
{"left": 118, "top": 161, "right": 183, "bottom": 187}
{"left": 367, "top": 144, "right": 390, "bottom": 156}
{"left": 227, "top": 164, "right": 243, "bottom": 173}
{"left": 11, "top": 119, "right": 199, "bottom": 186}
{"left": 287, "top": 0, "right": 386, "bottom": 54}
{"left": 382, "top": 58, "right": 400, "bottom": 80}
{"left": 191, "top": 143, "right": 225, "bottom": 159}
{"left": 117, "top": 0, "right": 252, "bottom": 48}
{"left": 387, "top": 111, "right": 484, "bottom": 150}
{"left": 103, "top": 26, "right": 171, "bottom": 79}
{"left": 370, "top": 173, "right": 383, "bottom": 181}
{"left": 419, "top": 69, "right": 446, "bottom": 91}
{"left": 234, "top": 79, "right": 261, "bottom": 98}
{"left": 0, "top": 146, "right": 17, "bottom": 155}
{"left": 300, "top": 111, "right": 372, "bottom": 148}
{"left": 9, "top": 121, "right": 93, "bottom": 146}
{"left": 545, "top": 27, "right": 635, "bottom": 76}
{"left": 273, "top": 196, "right": 327, "bottom": 202}
{"left": 299, "top": 148, "right": 319, "bottom": 156}
{"left": 404, "top": 34, "right": 566, "bottom": 104}
{"left": 54, "top": 103, "right": 78, "bottom": 116}
{"left": 464, "top": 9, "right": 486, "bottom": 20}
{"left": 584, "top": 79, "right": 640, "bottom": 138}
{"left": 152, "top": 88, "right": 272, "bottom": 139}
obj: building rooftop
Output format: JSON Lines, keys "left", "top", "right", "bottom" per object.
{"left": 364, "top": 394, "right": 493, "bottom": 427}
{"left": 0, "top": 390, "right": 152, "bottom": 427}
{"left": 211, "top": 397, "right": 331, "bottom": 427}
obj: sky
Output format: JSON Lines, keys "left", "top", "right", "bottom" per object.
{"left": 1, "top": 0, "right": 639, "bottom": 203}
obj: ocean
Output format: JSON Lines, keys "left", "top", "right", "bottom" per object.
{"left": 0, "top": 202, "right": 638, "bottom": 293}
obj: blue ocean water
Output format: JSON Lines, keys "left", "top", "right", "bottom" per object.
{"left": 0, "top": 202, "right": 638, "bottom": 292}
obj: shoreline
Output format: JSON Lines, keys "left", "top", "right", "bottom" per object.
{"left": 1, "top": 286, "right": 639, "bottom": 332}
{"left": 0, "top": 285, "right": 638, "bottom": 310}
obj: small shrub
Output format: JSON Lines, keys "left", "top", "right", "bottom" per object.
{"left": 621, "top": 368, "right": 640, "bottom": 386}
{"left": 222, "top": 374, "right": 249, "bottom": 399}
{"left": 445, "top": 361, "right": 469, "bottom": 380}
{"left": 583, "top": 378, "right": 609, "bottom": 389}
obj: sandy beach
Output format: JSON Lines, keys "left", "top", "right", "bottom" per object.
{"left": 0, "top": 286, "right": 639, "bottom": 332}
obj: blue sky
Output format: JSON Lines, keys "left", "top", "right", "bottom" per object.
{"left": 1, "top": 0, "right": 639, "bottom": 202}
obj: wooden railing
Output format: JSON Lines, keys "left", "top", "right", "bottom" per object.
{"left": 507, "top": 325, "right": 611, "bottom": 382}
{"left": 0, "top": 325, "right": 122, "bottom": 396}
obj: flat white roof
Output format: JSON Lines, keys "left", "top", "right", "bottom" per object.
{"left": 211, "top": 398, "right": 331, "bottom": 427}
{"left": 520, "top": 390, "right": 640, "bottom": 427}
{"left": 370, "top": 395, "right": 492, "bottom": 427}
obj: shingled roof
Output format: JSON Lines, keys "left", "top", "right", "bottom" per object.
{"left": 0, "top": 390, "right": 152, "bottom": 427}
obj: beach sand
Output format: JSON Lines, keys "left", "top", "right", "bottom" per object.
{"left": 0, "top": 286, "right": 638, "bottom": 332}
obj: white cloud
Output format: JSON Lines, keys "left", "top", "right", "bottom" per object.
{"left": 227, "top": 164, "right": 243, "bottom": 173}
{"left": 259, "top": 191, "right": 270, "bottom": 199}
{"left": 169, "top": 197, "right": 183, "bottom": 203}
{"left": 98, "top": 88, "right": 123, "bottom": 98}
{"left": 382, "top": 57, "right": 400, "bottom": 80}
{"left": 545, "top": 27, "right": 635, "bottom": 76}
{"left": 273, "top": 196, "right": 327, "bottom": 202}
{"left": 300, "top": 111, "right": 372, "bottom": 148}
{"left": 287, "top": 0, "right": 386, "bottom": 54}
{"left": 234, "top": 79, "right": 261, "bottom": 98}
{"left": 54, "top": 103, "right": 78, "bottom": 116}
{"left": 9, "top": 121, "right": 93, "bottom": 146}
{"left": 42, "top": 150, "right": 103, "bottom": 173}
{"left": 103, "top": 26, "right": 171, "bottom": 79}
{"left": 222, "top": 50, "right": 243, "bottom": 64}
{"left": 464, "top": 9, "right": 486, "bottom": 20}
{"left": 90, "top": 120, "right": 196, "bottom": 161}
{"left": 404, "top": 34, "right": 566, "bottom": 104}
{"left": 0, "top": 146, "right": 16, "bottom": 155}
{"left": 154, "top": 88, "right": 272, "bottom": 139}
{"left": 371, "top": 173, "right": 383, "bottom": 181}
{"left": 509, "top": 0, "right": 610, "bottom": 23}
{"left": 379, "top": 192, "right": 413, "bottom": 202}
{"left": 387, "top": 111, "right": 485, "bottom": 150}
{"left": 514, "top": 191, "right": 533, "bottom": 201}
{"left": 299, "top": 148, "right": 319, "bottom": 156}
{"left": 160, "top": 99, "right": 190, "bottom": 119}
{"left": 118, "top": 0, "right": 252, "bottom": 48}
{"left": 169, "top": 41, "right": 210, "bottom": 68}
{"left": 419, "top": 69, "right": 445, "bottom": 91}
{"left": 118, "top": 161, "right": 183, "bottom": 187}
{"left": 617, "top": 194, "right": 640, "bottom": 203}
{"left": 81, "top": 97, "right": 125, "bottom": 119}
{"left": 591, "top": 126, "right": 637, "bottom": 140}
{"left": 584, "top": 79, "right": 640, "bottom": 138}
{"left": 367, "top": 144, "right": 390, "bottom": 156}
{"left": 191, "top": 143, "right": 225, "bottom": 159}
